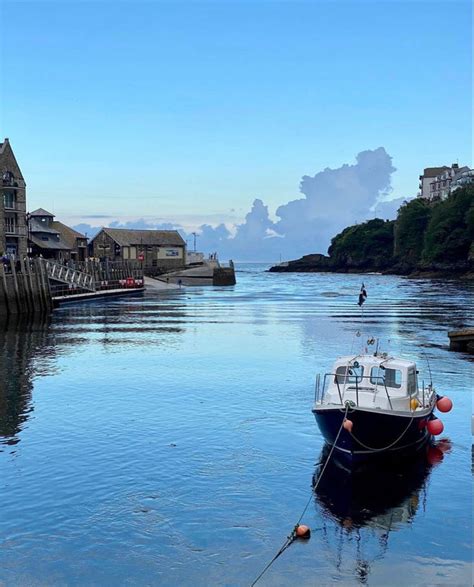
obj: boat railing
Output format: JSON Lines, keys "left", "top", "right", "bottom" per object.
{"left": 315, "top": 373, "right": 397, "bottom": 409}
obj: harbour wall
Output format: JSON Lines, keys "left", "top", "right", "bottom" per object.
{"left": 0, "top": 258, "right": 52, "bottom": 316}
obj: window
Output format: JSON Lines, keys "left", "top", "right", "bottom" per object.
{"left": 407, "top": 369, "right": 417, "bottom": 393}
{"left": 3, "top": 190, "right": 15, "bottom": 208}
{"left": 371, "top": 366, "right": 402, "bottom": 388}
{"left": 5, "top": 216, "right": 15, "bottom": 233}
{"left": 335, "top": 365, "right": 364, "bottom": 385}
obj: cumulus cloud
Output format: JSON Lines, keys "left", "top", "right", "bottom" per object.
{"left": 374, "top": 196, "right": 413, "bottom": 219}
{"left": 271, "top": 147, "right": 397, "bottom": 259}
{"left": 73, "top": 148, "right": 401, "bottom": 262}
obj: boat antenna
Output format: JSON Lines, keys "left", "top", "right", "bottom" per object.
{"left": 421, "top": 351, "right": 433, "bottom": 387}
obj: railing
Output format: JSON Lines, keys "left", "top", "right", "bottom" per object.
{"left": 50, "top": 278, "right": 144, "bottom": 298}
{"left": 45, "top": 260, "right": 96, "bottom": 292}
{"left": 315, "top": 373, "right": 405, "bottom": 410}
{"left": 46, "top": 259, "right": 145, "bottom": 298}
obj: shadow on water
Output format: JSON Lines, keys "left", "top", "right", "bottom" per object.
{"left": 312, "top": 441, "right": 451, "bottom": 583}
{"left": 0, "top": 316, "right": 52, "bottom": 447}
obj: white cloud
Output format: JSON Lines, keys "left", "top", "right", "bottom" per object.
{"left": 73, "top": 148, "right": 400, "bottom": 262}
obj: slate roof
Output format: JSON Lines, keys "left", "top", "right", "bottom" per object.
{"left": 30, "top": 208, "right": 55, "bottom": 217}
{"left": 94, "top": 228, "right": 186, "bottom": 247}
{"left": 0, "top": 138, "right": 24, "bottom": 181}
{"left": 29, "top": 235, "right": 71, "bottom": 251}
{"left": 51, "top": 221, "right": 87, "bottom": 248}
{"left": 29, "top": 217, "right": 60, "bottom": 235}
{"left": 422, "top": 166, "right": 449, "bottom": 178}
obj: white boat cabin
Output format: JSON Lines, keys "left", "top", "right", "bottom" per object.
{"left": 316, "top": 354, "right": 433, "bottom": 412}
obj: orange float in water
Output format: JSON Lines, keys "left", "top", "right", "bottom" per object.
{"left": 295, "top": 525, "right": 311, "bottom": 539}
{"left": 436, "top": 396, "right": 453, "bottom": 413}
{"left": 436, "top": 438, "right": 452, "bottom": 453}
{"left": 343, "top": 419, "right": 353, "bottom": 432}
{"left": 427, "top": 418, "right": 444, "bottom": 435}
{"left": 427, "top": 445, "right": 444, "bottom": 466}
{"left": 418, "top": 419, "right": 427, "bottom": 430}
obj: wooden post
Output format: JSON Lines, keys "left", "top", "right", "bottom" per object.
{"left": 0, "top": 264, "right": 9, "bottom": 317}
{"left": 39, "top": 259, "right": 52, "bottom": 312}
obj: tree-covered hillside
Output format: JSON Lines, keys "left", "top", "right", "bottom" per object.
{"left": 422, "top": 187, "right": 474, "bottom": 264}
{"left": 327, "top": 219, "right": 395, "bottom": 270}
{"left": 269, "top": 186, "right": 474, "bottom": 276}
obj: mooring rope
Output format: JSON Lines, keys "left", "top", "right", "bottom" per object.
{"left": 349, "top": 412, "right": 417, "bottom": 453}
{"left": 250, "top": 404, "right": 350, "bottom": 587}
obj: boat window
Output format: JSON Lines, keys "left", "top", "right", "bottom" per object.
{"left": 407, "top": 369, "right": 417, "bottom": 393}
{"left": 334, "top": 365, "right": 364, "bottom": 385}
{"left": 370, "top": 366, "right": 402, "bottom": 388}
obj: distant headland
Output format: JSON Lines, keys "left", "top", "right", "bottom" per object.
{"left": 269, "top": 186, "right": 474, "bottom": 279}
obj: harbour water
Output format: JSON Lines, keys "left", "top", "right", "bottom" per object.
{"left": 0, "top": 265, "right": 472, "bottom": 586}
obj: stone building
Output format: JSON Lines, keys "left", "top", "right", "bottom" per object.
{"left": 90, "top": 228, "right": 186, "bottom": 274}
{"left": 0, "top": 138, "right": 27, "bottom": 257}
{"left": 28, "top": 208, "right": 88, "bottom": 261}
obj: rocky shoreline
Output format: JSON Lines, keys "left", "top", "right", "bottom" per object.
{"left": 269, "top": 253, "right": 474, "bottom": 279}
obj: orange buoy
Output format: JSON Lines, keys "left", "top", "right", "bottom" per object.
{"left": 410, "top": 398, "right": 419, "bottom": 411}
{"left": 343, "top": 419, "right": 353, "bottom": 432}
{"left": 436, "top": 396, "right": 453, "bottom": 413}
{"left": 427, "top": 445, "right": 444, "bottom": 466}
{"left": 295, "top": 524, "right": 311, "bottom": 539}
{"left": 436, "top": 438, "right": 452, "bottom": 453}
{"left": 427, "top": 418, "right": 444, "bottom": 435}
{"left": 418, "top": 419, "right": 427, "bottom": 430}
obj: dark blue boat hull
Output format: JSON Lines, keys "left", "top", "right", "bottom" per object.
{"left": 313, "top": 406, "right": 432, "bottom": 465}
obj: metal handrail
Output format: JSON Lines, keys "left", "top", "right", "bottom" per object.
{"left": 315, "top": 373, "right": 409, "bottom": 409}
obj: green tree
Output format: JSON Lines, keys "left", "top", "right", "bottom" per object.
{"left": 422, "top": 187, "right": 474, "bottom": 263}
{"left": 394, "top": 198, "right": 432, "bottom": 265}
{"left": 328, "top": 218, "right": 395, "bottom": 269}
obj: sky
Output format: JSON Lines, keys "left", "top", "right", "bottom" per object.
{"left": 0, "top": 0, "right": 472, "bottom": 260}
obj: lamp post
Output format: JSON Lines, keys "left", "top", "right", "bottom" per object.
{"left": 191, "top": 232, "right": 199, "bottom": 252}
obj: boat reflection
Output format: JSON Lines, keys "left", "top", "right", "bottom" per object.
{"left": 312, "top": 441, "right": 450, "bottom": 583}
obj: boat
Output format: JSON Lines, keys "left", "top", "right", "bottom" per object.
{"left": 312, "top": 339, "right": 451, "bottom": 465}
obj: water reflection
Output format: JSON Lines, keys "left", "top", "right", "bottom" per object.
{"left": 312, "top": 444, "right": 449, "bottom": 583}
{"left": 0, "top": 296, "right": 189, "bottom": 448}
{"left": 0, "top": 317, "right": 52, "bottom": 447}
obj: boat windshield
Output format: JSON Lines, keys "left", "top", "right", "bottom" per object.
{"left": 334, "top": 365, "right": 364, "bottom": 385}
{"left": 370, "top": 366, "right": 402, "bottom": 388}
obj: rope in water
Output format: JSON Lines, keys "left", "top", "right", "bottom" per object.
{"left": 250, "top": 404, "right": 350, "bottom": 587}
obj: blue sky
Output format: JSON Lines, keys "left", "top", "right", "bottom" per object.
{"left": 0, "top": 0, "right": 471, "bottom": 257}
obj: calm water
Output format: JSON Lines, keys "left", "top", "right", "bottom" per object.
{"left": 0, "top": 265, "right": 472, "bottom": 586}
